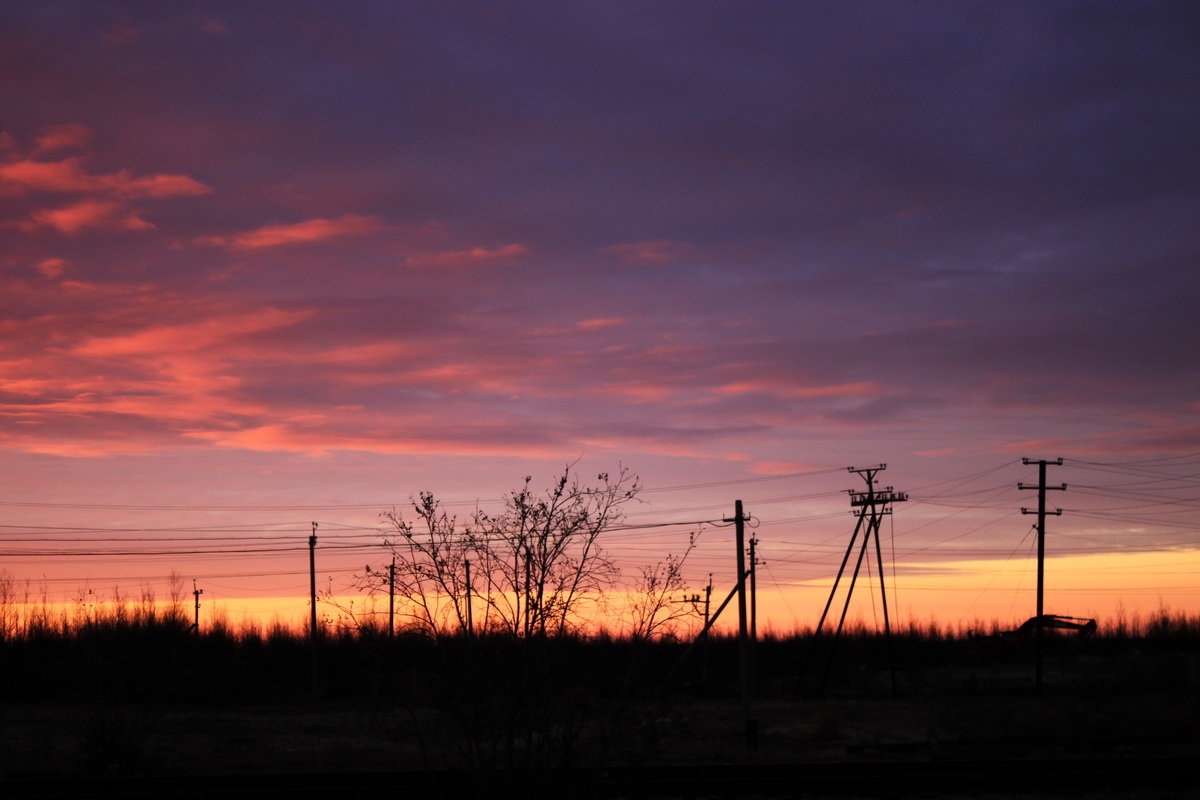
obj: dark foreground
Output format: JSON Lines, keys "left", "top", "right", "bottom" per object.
{"left": 2, "top": 758, "right": 1197, "bottom": 799}
{"left": 3, "top": 628, "right": 1198, "bottom": 797}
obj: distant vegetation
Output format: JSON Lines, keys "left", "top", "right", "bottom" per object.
{"left": 4, "top": 577, "right": 1199, "bottom": 779}
{"left": 2, "top": 576, "right": 1198, "bottom": 704}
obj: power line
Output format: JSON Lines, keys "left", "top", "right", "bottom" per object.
{"left": 0, "top": 465, "right": 845, "bottom": 513}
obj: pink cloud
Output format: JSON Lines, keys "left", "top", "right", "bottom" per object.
{"left": 715, "top": 380, "right": 881, "bottom": 399}
{"left": 0, "top": 157, "right": 209, "bottom": 197}
{"left": 577, "top": 317, "right": 626, "bottom": 331}
{"left": 311, "top": 341, "right": 415, "bottom": 366}
{"left": 0, "top": 436, "right": 158, "bottom": 458}
{"left": 33, "top": 124, "right": 93, "bottom": 154}
{"left": 405, "top": 243, "right": 529, "bottom": 268}
{"left": 751, "top": 461, "right": 821, "bottom": 475}
{"left": 35, "top": 258, "right": 67, "bottom": 279}
{"left": 604, "top": 239, "right": 688, "bottom": 264}
{"left": 18, "top": 199, "right": 154, "bottom": 235}
{"left": 994, "top": 425, "right": 1200, "bottom": 457}
{"left": 101, "top": 25, "right": 139, "bottom": 45}
{"left": 187, "top": 424, "right": 567, "bottom": 459}
{"left": 598, "top": 381, "right": 677, "bottom": 403}
{"left": 108, "top": 171, "right": 210, "bottom": 198}
{"left": 205, "top": 214, "right": 383, "bottom": 249}
{"left": 0, "top": 157, "right": 97, "bottom": 192}
{"left": 76, "top": 307, "right": 312, "bottom": 357}
{"left": 0, "top": 282, "right": 327, "bottom": 457}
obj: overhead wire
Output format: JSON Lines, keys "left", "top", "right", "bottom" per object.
{"left": 2, "top": 454, "right": 1196, "bottom": 611}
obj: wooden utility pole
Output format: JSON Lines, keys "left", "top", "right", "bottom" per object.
{"left": 1019, "top": 458, "right": 1066, "bottom": 693}
{"left": 388, "top": 557, "right": 396, "bottom": 639}
{"left": 704, "top": 573, "right": 713, "bottom": 629}
{"left": 309, "top": 522, "right": 319, "bottom": 701}
{"left": 749, "top": 535, "right": 759, "bottom": 706}
{"left": 702, "top": 573, "right": 713, "bottom": 683}
{"left": 464, "top": 558, "right": 474, "bottom": 637}
{"left": 192, "top": 580, "right": 203, "bottom": 632}
{"left": 749, "top": 537, "right": 759, "bottom": 641}
{"left": 728, "top": 500, "right": 757, "bottom": 750}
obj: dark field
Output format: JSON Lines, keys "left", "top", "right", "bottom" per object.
{"left": 2, "top": 613, "right": 1198, "bottom": 797}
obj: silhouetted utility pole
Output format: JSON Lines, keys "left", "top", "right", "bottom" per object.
{"left": 727, "top": 500, "right": 757, "bottom": 750}
{"left": 749, "top": 537, "right": 759, "bottom": 641}
{"left": 309, "top": 522, "right": 319, "bottom": 701}
{"left": 1020, "top": 458, "right": 1066, "bottom": 693}
{"left": 749, "top": 535, "right": 760, "bottom": 709}
{"left": 813, "top": 465, "right": 906, "bottom": 695}
{"left": 702, "top": 573, "right": 713, "bottom": 683}
{"left": 192, "top": 580, "right": 203, "bottom": 632}
{"left": 676, "top": 569, "right": 748, "bottom": 685}
{"left": 704, "top": 573, "right": 713, "bottom": 629}
{"left": 464, "top": 558, "right": 474, "bottom": 637}
{"left": 388, "top": 557, "right": 396, "bottom": 639}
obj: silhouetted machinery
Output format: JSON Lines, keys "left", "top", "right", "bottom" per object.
{"left": 1006, "top": 614, "right": 1096, "bottom": 641}
{"left": 969, "top": 614, "right": 1096, "bottom": 653}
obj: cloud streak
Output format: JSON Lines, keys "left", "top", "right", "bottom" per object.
{"left": 205, "top": 214, "right": 384, "bottom": 250}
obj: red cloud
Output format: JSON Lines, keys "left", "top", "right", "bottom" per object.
{"left": 577, "top": 317, "right": 625, "bottom": 331}
{"left": 751, "top": 461, "right": 821, "bottom": 475}
{"left": 0, "top": 157, "right": 96, "bottom": 192}
{"left": 405, "top": 243, "right": 529, "bottom": 268}
{"left": 0, "top": 157, "right": 209, "bottom": 197}
{"left": 604, "top": 239, "right": 688, "bottom": 264}
{"left": 186, "top": 424, "right": 567, "bottom": 459}
{"left": 35, "top": 258, "right": 67, "bottom": 279}
{"left": 33, "top": 124, "right": 93, "bottom": 154}
{"left": 18, "top": 199, "right": 154, "bottom": 235}
{"left": 715, "top": 380, "right": 881, "bottom": 399}
{"left": 205, "top": 214, "right": 383, "bottom": 249}
{"left": 0, "top": 281, "right": 322, "bottom": 457}
{"left": 108, "top": 171, "right": 210, "bottom": 198}
{"left": 76, "top": 307, "right": 312, "bottom": 357}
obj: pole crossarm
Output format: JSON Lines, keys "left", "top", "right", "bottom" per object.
{"left": 849, "top": 488, "right": 908, "bottom": 507}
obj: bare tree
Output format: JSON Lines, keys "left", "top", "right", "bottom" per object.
{"left": 357, "top": 465, "right": 639, "bottom": 638}
{"left": 626, "top": 531, "right": 701, "bottom": 641}
{"left": 475, "top": 465, "right": 638, "bottom": 637}
{"left": 358, "top": 492, "right": 476, "bottom": 637}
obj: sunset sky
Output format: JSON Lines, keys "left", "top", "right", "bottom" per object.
{"left": 2, "top": 2, "right": 1198, "bottom": 632}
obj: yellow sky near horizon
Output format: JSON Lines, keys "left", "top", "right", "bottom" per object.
{"left": 8, "top": 548, "right": 1196, "bottom": 636}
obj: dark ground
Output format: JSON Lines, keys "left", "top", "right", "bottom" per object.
{"left": 2, "top": 633, "right": 1197, "bottom": 797}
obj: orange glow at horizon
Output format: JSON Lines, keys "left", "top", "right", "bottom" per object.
{"left": 9, "top": 548, "right": 1195, "bottom": 638}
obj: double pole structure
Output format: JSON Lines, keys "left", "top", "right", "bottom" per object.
{"left": 1019, "top": 458, "right": 1066, "bottom": 693}
{"left": 812, "top": 465, "right": 906, "bottom": 694}
{"left": 679, "top": 501, "right": 758, "bottom": 750}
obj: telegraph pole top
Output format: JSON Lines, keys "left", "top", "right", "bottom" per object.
{"left": 849, "top": 487, "right": 908, "bottom": 506}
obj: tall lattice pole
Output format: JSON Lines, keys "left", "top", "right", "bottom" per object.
{"left": 817, "top": 465, "right": 906, "bottom": 694}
